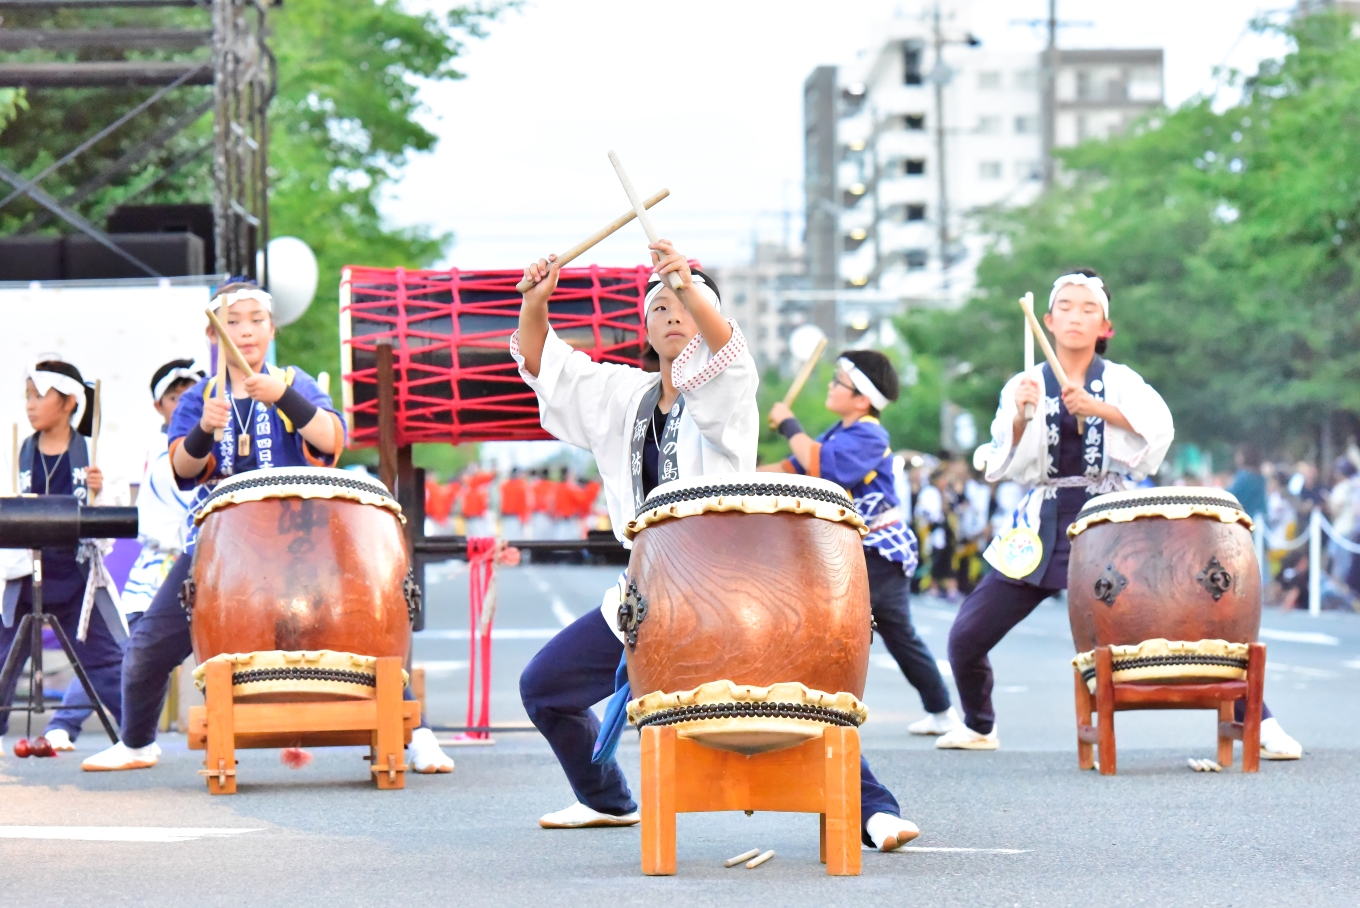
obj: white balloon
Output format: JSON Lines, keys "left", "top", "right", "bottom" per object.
{"left": 787, "top": 323, "right": 827, "bottom": 362}
{"left": 257, "top": 236, "right": 318, "bottom": 327}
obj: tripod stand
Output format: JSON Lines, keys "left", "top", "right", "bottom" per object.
{"left": 0, "top": 550, "right": 119, "bottom": 743}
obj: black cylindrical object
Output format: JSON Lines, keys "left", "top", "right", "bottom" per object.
{"left": 0, "top": 496, "right": 139, "bottom": 548}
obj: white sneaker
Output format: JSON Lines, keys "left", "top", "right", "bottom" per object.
{"left": 44, "top": 728, "right": 75, "bottom": 752}
{"left": 865, "top": 812, "right": 920, "bottom": 851}
{"left": 908, "top": 707, "right": 961, "bottom": 736}
{"left": 1259, "top": 718, "right": 1302, "bottom": 760}
{"left": 81, "top": 741, "right": 159, "bottom": 771}
{"left": 538, "top": 801, "right": 641, "bottom": 829}
{"left": 935, "top": 724, "right": 999, "bottom": 750}
{"left": 407, "top": 727, "right": 455, "bottom": 774}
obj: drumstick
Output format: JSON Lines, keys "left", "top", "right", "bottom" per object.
{"left": 1023, "top": 292, "right": 1035, "bottom": 420}
{"left": 514, "top": 189, "right": 670, "bottom": 294}
{"left": 204, "top": 308, "right": 256, "bottom": 377}
{"left": 91, "top": 379, "right": 101, "bottom": 467}
{"left": 607, "top": 151, "right": 682, "bottom": 290}
{"left": 768, "top": 336, "right": 828, "bottom": 429}
{"left": 213, "top": 293, "right": 229, "bottom": 441}
{"left": 1018, "top": 293, "right": 1069, "bottom": 386}
{"left": 725, "top": 849, "right": 761, "bottom": 868}
{"left": 745, "top": 849, "right": 775, "bottom": 869}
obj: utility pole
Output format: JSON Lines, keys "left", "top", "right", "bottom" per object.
{"left": 1041, "top": 0, "right": 1057, "bottom": 189}
{"left": 932, "top": 2, "right": 951, "bottom": 292}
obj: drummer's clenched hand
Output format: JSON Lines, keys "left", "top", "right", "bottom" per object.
{"left": 85, "top": 465, "right": 103, "bottom": 498}
{"left": 522, "top": 255, "right": 560, "bottom": 308}
{"left": 244, "top": 371, "right": 287, "bottom": 404}
{"left": 1013, "top": 377, "right": 1041, "bottom": 414}
{"left": 199, "top": 394, "right": 230, "bottom": 432}
{"left": 649, "top": 240, "right": 693, "bottom": 291}
{"left": 768, "top": 401, "right": 795, "bottom": 426}
{"left": 1061, "top": 384, "right": 1099, "bottom": 419}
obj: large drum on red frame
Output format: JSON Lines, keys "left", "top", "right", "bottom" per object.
{"left": 621, "top": 473, "right": 871, "bottom": 755}
{"left": 187, "top": 467, "right": 415, "bottom": 702}
{"left": 1066, "top": 486, "right": 1260, "bottom": 689}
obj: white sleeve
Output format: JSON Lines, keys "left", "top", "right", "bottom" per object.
{"left": 1104, "top": 364, "right": 1174, "bottom": 476}
{"left": 982, "top": 370, "right": 1046, "bottom": 483}
{"left": 510, "top": 326, "right": 643, "bottom": 453}
{"left": 670, "top": 320, "right": 759, "bottom": 459}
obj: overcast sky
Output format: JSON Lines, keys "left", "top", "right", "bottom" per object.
{"left": 381, "top": 0, "right": 1292, "bottom": 272}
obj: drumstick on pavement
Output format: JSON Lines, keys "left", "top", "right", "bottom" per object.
{"left": 214, "top": 293, "right": 229, "bottom": 441}
{"left": 608, "top": 151, "right": 682, "bottom": 291}
{"left": 1022, "top": 292, "right": 1036, "bottom": 420}
{"left": 725, "top": 849, "right": 761, "bottom": 868}
{"left": 515, "top": 189, "right": 670, "bottom": 294}
{"left": 205, "top": 309, "right": 257, "bottom": 377}
{"left": 745, "top": 849, "right": 775, "bottom": 869}
{"left": 768, "top": 335, "right": 828, "bottom": 429}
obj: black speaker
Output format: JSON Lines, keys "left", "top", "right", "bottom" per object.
{"left": 0, "top": 236, "right": 64, "bottom": 281}
{"left": 65, "top": 231, "right": 205, "bottom": 279}
{"left": 107, "top": 203, "right": 216, "bottom": 274}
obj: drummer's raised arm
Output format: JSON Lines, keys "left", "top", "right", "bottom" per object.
{"left": 517, "top": 254, "right": 559, "bottom": 378}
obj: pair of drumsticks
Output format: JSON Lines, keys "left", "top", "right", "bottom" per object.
{"left": 520, "top": 153, "right": 832, "bottom": 416}
{"left": 1018, "top": 292, "right": 1084, "bottom": 430}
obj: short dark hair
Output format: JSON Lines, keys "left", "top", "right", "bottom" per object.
{"left": 839, "top": 349, "right": 900, "bottom": 415}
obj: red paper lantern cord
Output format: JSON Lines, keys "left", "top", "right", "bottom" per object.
{"left": 342, "top": 263, "right": 662, "bottom": 447}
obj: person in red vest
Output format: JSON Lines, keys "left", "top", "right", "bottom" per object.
{"left": 461, "top": 467, "right": 497, "bottom": 537}
{"left": 529, "top": 468, "right": 557, "bottom": 540}
{"left": 499, "top": 468, "right": 530, "bottom": 539}
{"left": 577, "top": 478, "right": 602, "bottom": 532}
{"left": 554, "top": 468, "right": 584, "bottom": 539}
{"left": 425, "top": 476, "right": 458, "bottom": 535}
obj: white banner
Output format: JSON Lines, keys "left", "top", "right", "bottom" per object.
{"left": 0, "top": 282, "right": 212, "bottom": 492}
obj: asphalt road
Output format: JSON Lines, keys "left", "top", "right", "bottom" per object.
{"left": 2, "top": 559, "right": 1358, "bottom": 907}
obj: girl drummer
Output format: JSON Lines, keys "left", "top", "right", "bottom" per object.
{"left": 514, "top": 242, "right": 924, "bottom": 851}
{"left": 80, "top": 283, "right": 454, "bottom": 775}
{"left": 939, "top": 269, "right": 1302, "bottom": 760}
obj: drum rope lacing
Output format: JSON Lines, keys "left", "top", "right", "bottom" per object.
{"left": 642, "top": 481, "right": 855, "bottom": 513}
{"left": 231, "top": 667, "right": 378, "bottom": 688}
{"left": 1076, "top": 493, "right": 1246, "bottom": 522}
{"left": 202, "top": 472, "right": 398, "bottom": 510}
{"left": 633, "top": 700, "right": 864, "bottom": 729}
{"left": 1076, "top": 653, "right": 1249, "bottom": 686}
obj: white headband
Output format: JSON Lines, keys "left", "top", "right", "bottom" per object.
{"left": 29, "top": 368, "right": 89, "bottom": 429}
{"left": 152, "top": 367, "right": 203, "bottom": 402}
{"left": 837, "top": 357, "right": 890, "bottom": 411}
{"left": 643, "top": 272, "right": 720, "bottom": 315}
{"left": 215, "top": 287, "right": 273, "bottom": 312}
{"left": 1049, "top": 273, "right": 1109, "bottom": 318}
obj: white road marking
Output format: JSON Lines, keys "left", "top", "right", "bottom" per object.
{"left": 1266, "top": 662, "right": 1339, "bottom": 679}
{"left": 0, "top": 827, "right": 259, "bottom": 843}
{"left": 936, "top": 658, "right": 953, "bottom": 678}
{"left": 416, "top": 628, "right": 559, "bottom": 641}
{"left": 897, "top": 846, "right": 1029, "bottom": 854}
{"left": 550, "top": 596, "right": 575, "bottom": 627}
{"left": 414, "top": 660, "right": 469, "bottom": 674}
{"left": 997, "top": 685, "right": 1029, "bottom": 693}
{"left": 915, "top": 606, "right": 957, "bottom": 621}
{"left": 871, "top": 654, "right": 899, "bottom": 670}
{"left": 1258, "top": 628, "right": 1340, "bottom": 646}
{"left": 1344, "top": 659, "right": 1360, "bottom": 670}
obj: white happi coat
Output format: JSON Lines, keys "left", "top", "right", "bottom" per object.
{"left": 511, "top": 321, "right": 759, "bottom": 641}
{"left": 977, "top": 359, "right": 1174, "bottom": 576}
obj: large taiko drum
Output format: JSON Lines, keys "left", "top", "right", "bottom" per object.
{"left": 187, "top": 467, "right": 415, "bottom": 702}
{"left": 1066, "top": 487, "right": 1260, "bottom": 690}
{"left": 621, "top": 473, "right": 871, "bottom": 755}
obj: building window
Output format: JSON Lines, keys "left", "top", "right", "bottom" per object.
{"left": 1014, "top": 115, "right": 1037, "bottom": 135}
{"left": 904, "top": 249, "right": 928, "bottom": 270}
{"left": 978, "top": 161, "right": 1002, "bottom": 179}
{"left": 903, "top": 113, "right": 926, "bottom": 131}
{"left": 903, "top": 40, "right": 924, "bottom": 85}
{"left": 1014, "top": 160, "right": 1041, "bottom": 181}
{"left": 906, "top": 203, "right": 926, "bottom": 221}
{"left": 1014, "top": 69, "right": 1037, "bottom": 91}
{"left": 978, "top": 71, "right": 1001, "bottom": 89}
{"left": 977, "top": 115, "right": 1001, "bottom": 134}
{"left": 1076, "top": 69, "right": 1094, "bottom": 100}
{"left": 903, "top": 158, "right": 926, "bottom": 175}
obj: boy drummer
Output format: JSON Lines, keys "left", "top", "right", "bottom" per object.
{"left": 760, "top": 350, "right": 961, "bottom": 736}
{"left": 514, "top": 242, "right": 924, "bottom": 851}
{"left": 82, "top": 283, "right": 456, "bottom": 773}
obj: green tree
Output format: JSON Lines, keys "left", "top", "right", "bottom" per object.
{"left": 902, "top": 11, "right": 1360, "bottom": 460}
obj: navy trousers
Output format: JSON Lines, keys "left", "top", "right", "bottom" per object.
{"left": 47, "top": 612, "right": 142, "bottom": 738}
{"left": 948, "top": 571, "right": 1272, "bottom": 736}
{"left": 0, "top": 579, "right": 124, "bottom": 736}
{"left": 118, "top": 552, "right": 427, "bottom": 749}
{"left": 867, "top": 552, "right": 952, "bottom": 715}
{"left": 520, "top": 607, "right": 903, "bottom": 840}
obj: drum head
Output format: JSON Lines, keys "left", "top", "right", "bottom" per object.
{"left": 196, "top": 466, "right": 403, "bottom": 524}
{"left": 1068, "top": 485, "right": 1251, "bottom": 539}
{"left": 625, "top": 471, "right": 863, "bottom": 540}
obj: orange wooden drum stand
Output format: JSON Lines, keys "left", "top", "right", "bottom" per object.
{"left": 624, "top": 474, "right": 871, "bottom": 875}
{"left": 183, "top": 467, "right": 420, "bottom": 792}
{"left": 188, "top": 658, "right": 419, "bottom": 793}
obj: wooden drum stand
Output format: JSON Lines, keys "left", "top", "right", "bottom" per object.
{"left": 187, "top": 657, "right": 419, "bottom": 794}
{"left": 1074, "top": 642, "right": 1266, "bottom": 775}
{"left": 640, "top": 726, "right": 862, "bottom": 876}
